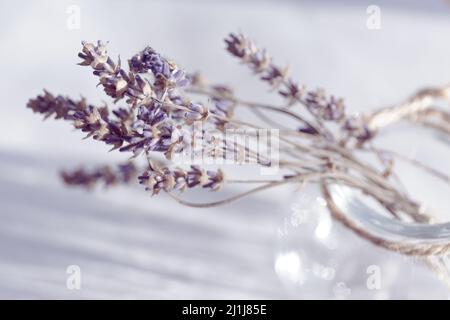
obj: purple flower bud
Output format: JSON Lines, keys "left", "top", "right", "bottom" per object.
{"left": 139, "top": 165, "right": 225, "bottom": 194}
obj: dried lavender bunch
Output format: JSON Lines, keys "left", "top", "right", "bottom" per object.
{"left": 27, "top": 31, "right": 450, "bottom": 281}
{"left": 61, "top": 162, "right": 137, "bottom": 189}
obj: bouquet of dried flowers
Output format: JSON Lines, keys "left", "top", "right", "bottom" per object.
{"left": 27, "top": 32, "right": 450, "bottom": 284}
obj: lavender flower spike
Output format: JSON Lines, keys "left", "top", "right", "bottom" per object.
{"left": 61, "top": 162, "right": 137, "bottom": 189}
{"left": 26, "top": 33, "right": 450, "bottom": 268}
